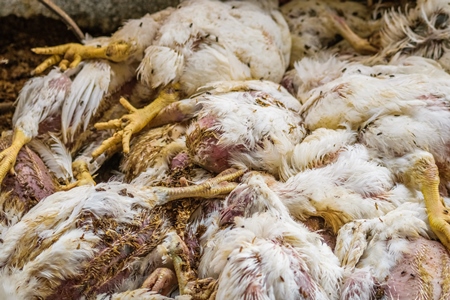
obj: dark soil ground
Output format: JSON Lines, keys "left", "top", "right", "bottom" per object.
{"left": 0, "top": 15, "right": 82, "bottom": 132}
{"left": 0, "top": 15, "right": 120, "bottom": 181}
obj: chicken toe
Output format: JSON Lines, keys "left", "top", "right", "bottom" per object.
{"left": 93, "top": 84, "right": 181, "bottom": 156}
{"left": 141, "top": 267, "right": 178, "bottom": 296}
{"left": 0, "top": 129, "right": 32, "bottom": 185}
{"left": 150, "top": 168, "right": 244, "bottom": 207}
{"left": 32, "top": 40, "right": 133, "bottom": 74}
{"left": 60, "top": 160, "right": 96, "bottom": 190}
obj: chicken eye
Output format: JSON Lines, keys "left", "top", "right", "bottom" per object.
{"left": 435, "top": 13, "right": 449, "bottom": 29}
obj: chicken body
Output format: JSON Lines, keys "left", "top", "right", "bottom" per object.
{"left": 198, "top": 172, "right": 343, "bottom": 299}
{"left": 0, "top": 182, "right": 171, "bottom": 299}
{"left": 336, "top": 202, "right": 450, "bottom": 300}
{"left": 137, "top": 0, "right": 291, "bottom": 95}
{"left": 281, "top": 0, "right": 379, "bottom": 65}
{"left": 184, "top": 80, "right": 305, "bottom": 177}
{"left": 293, "top": 56, "right": 450, "bottom": 185}
{"left": 286, "top": 54, "right": 450, "bottom": 250}
{"left": 375, "top": 0, "right": 450, "bottom": 69}
{"left": 5, "top": 0, "right": 293, "bottom": 188}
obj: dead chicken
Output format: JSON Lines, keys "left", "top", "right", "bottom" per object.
{"left": 0, "top": 163, "right": 242, "bottom": 299}
{"left": 285, "top": 54, "right": 450, "bottom": 251}
{"left": 0, "top": 133, "right": 57, "bottom": 240}
{"left": 26, "top": 0, "right": 291, "bottom": 165}
{"left": 134, "top": 79, "right": 306, "bottom": 180}
{"left": 281, "top": 0, "right": 380, "bottom": 66}
{"left": 336, "top": 202, "right": 450, "bottom": 300}
{"left": 197, "top": 171, "right": 344, "bottom": 299}
{"left": 323, "top": 0, "right": 450, "bottom": 70}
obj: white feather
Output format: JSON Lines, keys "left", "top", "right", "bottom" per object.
{"left": 28, "top": 133, "right": 74, "bottom": 181}
{"left": 61, "top": 61, "right": 110, "bottom": 142}
{"left": 13, "top": 69, "right": 71, "bottom": 138}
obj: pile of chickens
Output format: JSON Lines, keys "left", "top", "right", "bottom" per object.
{"left": 2, "top": 0, "right": 450, "bottom": 299}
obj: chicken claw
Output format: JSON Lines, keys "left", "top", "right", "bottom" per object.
{"left": 92, "top": 84, "right": 181, "bottom": 158}
{"left": 152, "top": 168, "right": 244, "bottom": 206}
{"left": 60, "top": 160, "right": 96, "bottom": 190}
{"left": 0, "top": 129, "right": 31, "bottom": 186}
{"left": 32, "top": 40, "right": 132, "bottom": 74}
{"left": 411, "top": 152, "right": 450, "bottom": 250}
{"left": 164, "top": 232, "right": 218, "bottom": 299}
{"left": 327, "top": 12, "right": 378, "bottom": 55}
{"left": 141, "top": 267, "right": 178, "bottom": 296}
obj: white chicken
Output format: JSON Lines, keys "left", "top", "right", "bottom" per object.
{"left": 0, "top": 6, "right": 172, "bottom": 187}
{"left": 336, "top": 202, "right": 450, "bottom": 300}
{"left": 286, "top": 53, "right": 450, "bottom": 251}
{"left": 280, "top": 0, "right": 380, "bottom": 65}
{"left": 319, "top": 0, "right": 450, "bottom": 70}
{"left": 197, "top": 171, "right": 343, "bottom": 299}
{"left": 28, "top": 0, "right": 291, "bottom": 164}
{"left": 0, "top": 165, "right": 242, "bottom": 299}
{"left": 121, "top": 79, "right": 306, "bottom": 183}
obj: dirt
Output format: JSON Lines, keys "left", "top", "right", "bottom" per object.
{"left": 0, "top": 15, "right": 94, "bottom": 132}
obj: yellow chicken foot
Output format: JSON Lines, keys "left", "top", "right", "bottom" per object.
{"left": 165, "top": 232, "right": 218, "bottom": 299}
{"left": 32, "top": 40, "right": 133, "bottom": 74}
{"left": 327, "top": 12, "right": 378, "bottom": 55}
{"left": 141, "top": 267, "right": 178, "bottom": 296}
{"left": 92, "top": 83, "right": 181, "bottom": 158}
{"left": 0, "top": 129, "right": 31, "bottom": 185}
{"left": 153, "top": 168, "right": 245, "bottom": 206}
{"left": 61, "top": 160, "right": 96, "bottom": 190}
{"left": 411, "top": 153, "right": 450, "bottom": 250}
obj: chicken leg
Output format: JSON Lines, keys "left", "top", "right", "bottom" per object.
{"left": 327, "top": 12, "right": 378, "bottom": 55}
{"left": 31, "top": 41, "right": 132, "bottom": 74}
{"left": 151, "top": 168, "right": 244, "bottom": 207}
{"left": 164, "top": 232, "right": 217, "bottom": 299}
{"left": 141, "top": 168, "right": 243, "bottom": 297}
{"left": 92, "top": 83, "right": 181, "bottom": 158}
{"left": 410, "top": 152, "right": 450, "bottom": 250}
{"left": 0, "top": 129, "right": 31, "bottom": 185}
{"left": 61, "top": 160, "right": 96, "bottom": 190}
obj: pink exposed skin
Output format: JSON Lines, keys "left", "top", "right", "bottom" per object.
{"left": 186, "top": 115, "right": 239, "bottom": 174}
{"left": 1, "top": 138, "right": 56, "bottom": 206}
{"left": 280, "top": 69, "right": 300, "bottom": 96}
{"left": 384, "top": 238, "right": 450, "bottom": 300}
{"left": 341, "top": 237, "right": 450, "bottom": 300}
{"left": 341, "top": 268, "right": 380, "bottom": 300}
{"left": 170, "top": 151, "right": 190, "bottom": 170}
{"left": 219, "top": 184, "right": 255, "bottom": 226}
{"left": 38, "top": 115, "right": 62, "bottom": 135}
